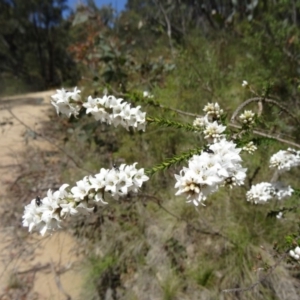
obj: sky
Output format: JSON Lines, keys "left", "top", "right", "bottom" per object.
{"left": 67, "top": 0, "right": 127, "bottom": 13}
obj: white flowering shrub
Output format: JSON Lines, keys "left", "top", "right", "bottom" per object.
{"left": 22, "top": 80, "right": 300, "bottom": 293}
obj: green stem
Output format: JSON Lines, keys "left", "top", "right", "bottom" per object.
{"left": 146, "top": 116, "right": 201, "bottom": 132}
{"left": 146, "top": 147, "right": 202, "bottom": 176}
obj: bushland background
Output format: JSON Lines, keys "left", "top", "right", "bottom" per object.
{"left": 1, "top": 0, "right": 300, "bottom": 299}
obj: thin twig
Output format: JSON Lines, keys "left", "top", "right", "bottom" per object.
{"left": 17, "top": 263, "right": 51, "bottom": 274}
{"left": 230, "top": 97, "right": 299, "bottom": 124}
{"left": 153, "top": 0, "right": 175, "bottom": 58}
{"left": 159, "top": 104, "right": 201, "bottom": 117}
{"left": 229, "top": 123, "right": 300, "bottom": 149}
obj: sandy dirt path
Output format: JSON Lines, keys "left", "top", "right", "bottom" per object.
{"left": 0, "top": 91, "right": 83, "bottom": 299}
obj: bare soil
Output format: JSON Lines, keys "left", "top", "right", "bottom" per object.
{"left": 0, "top": 91, "right": 83, "bottom": 299}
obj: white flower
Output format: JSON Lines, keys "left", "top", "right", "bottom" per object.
{"left": 246, "top": 182, "right": 274, "bottom": 204}
{"left": 290, "top": 246, "right": 300, "bottom": 260}
{"left": 242, "top": 141, "right": 257, "bottom": 154}
{"left": 100, "top": 95, "right": 147, "bottom": 131}
{"left": 193, "top": 116, "right": 209, "bottom": 128}
{"left": 224, "top": 165, "right": 247, "bottom": 188}
{"left": 270, "top": 148, "right": 300, "bottom": 172}
{"left": 51, "top": 87, "right": 81, "bottom": 117}
{"left": 52, "top": 184, "right": 70, "bottom": 201}
{"left": 38, "top": 190, "right": 63, "bottom": 234}
{"left": 246, "top": 181, "right": 293, "bottom": 204}
{"left": 239, "top": 110, "right": 255, "bottom": 126}
{"left": 242, "top": 80, "right": 248, "bottom": 87}
{"left": 276, "top": 212, "right": 283, "bottom": 219}
{"left": 22, "top": 199, "right": 43, "bottom": 233}
{"left": 210, "top": 140, "right": 246, "bottom": 187}
{"left": 103, "top": 164, "right": 149, "bottom": 199}
{"left": 71, "top": 176, "right": 91, "bottom": 201}
{"left": 89, "top": 168, "right": 108, "bottom": 191}
{"left": 203, "top": 121, "right": 226, "bottom": 143}
{"left": 69, "top": 87, "right": 81, "bottom": 101}
{"left": 115, "top": 172, "right": 132, "bottom": 195}
{"left": 133, "top": 168, "right": 149, "bottom": 188}
{"left": 128, "top": 106, "right": 146, "bottom": 131}
{"left": 210, "top": 139, "right": 243, "bottom": 166}
{"left": 143, "top": 91, "right": 153, "bottom": 98}
{"left": 111, "top": 101, "right": 128, "bottom": 127}
{"left": 104, "top": 169, "right": 120, "bottom": 195}
{"left": 23, "top": 191, "right": 63, "bottom": 236}
{"left": 83, "top": 96, "right": 110, "bottom": 122}
{"left": 174, "top": 168, "right": 218, "bottom": 206}
{"left": 203, "top": 102, "right": 223, "bottom": 121}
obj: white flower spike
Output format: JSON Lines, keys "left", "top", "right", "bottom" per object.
{"left": 23, "top": 163, "right": 149, "bottom": 235}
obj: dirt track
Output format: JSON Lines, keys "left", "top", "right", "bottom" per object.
{"left": 0, "top": 91, "right": 83, "bottom": 299}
